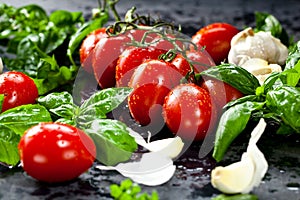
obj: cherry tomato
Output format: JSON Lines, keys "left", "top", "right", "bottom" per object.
{"left": 128, "top": 59, "right": 183, "bottom": 126}
{"left": 191, "top": 23, "right": 239, "bottom": 64}
{"left": 92, "top": 34, "right": 131, "bottom": 89}
{"left": 115, "top": 46, "right": 167, "bottom": 87}
{"left": 171, "top": 49, "right": 215, "bottom": 77}
{"left": 200, "top": 76, "right": 244, "bottom": 113}
{"left": 0, "top": 71, "right": 38, "bottom": 112}
{"left": 163, "top": 83, "right": 216, "bottom": 141}
{"left": 18, "top": 122, "right": 96, "bottom": 183}
{"left": 79, "top": 27, "right": 107, "bottom": 73}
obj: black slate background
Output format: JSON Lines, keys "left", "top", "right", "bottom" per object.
{"left": 1, "top": 0, "right": 300, "bottom": 200}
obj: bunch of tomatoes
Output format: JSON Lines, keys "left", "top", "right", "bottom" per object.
{"left": 79, "top": 22, "right": 243, "bottom": 141}
{"left": 0, "top": 21, "right": 243, "bottom": 183}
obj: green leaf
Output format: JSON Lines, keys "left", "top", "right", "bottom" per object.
{"left": 266, "top": 85, "right": 300, "bottom": 133}
{"left": 199, "top": 64, "right": 260, "bottom": 95}
{"left": 78, "top": 87, "right": 132, "bottom": 125}
{"left": 84, "top": 119, "right": 137, "bottom": 166}
{"left": 213, "top": 101, "right": 264, "bottom": 162}
{"left": 37, "top": 91, "right": 78, "bottom": 122}
{"left": 0, "top": 125, "right": 20, "bottom": 166}
{"left": 0, "top": 104, "right": 52, "bottom": 136}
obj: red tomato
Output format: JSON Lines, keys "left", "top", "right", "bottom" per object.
{"left": 92, "top": 34, "right": 131, "bottom": 89}
{"left": 0, "top": 71, "right": 38, "bottom": 112}
{"left": 163, "top": 83, "right": 216, "bottom": 141}
{"left": 191, "top": 23, "right": 239, "bottom": 64}
{"left": 171, "top": 49, "right": 215, "bottom": 77}
{"left": 18, "top": 122, "right": 96, "bottom": 183}
{"left": 128, "top": 59, "right": 183, "bottom": 126}
{"left": 200, "top": 76, "right": 244, "bottom": 113}
{"left": 115, "top": 46, "right": 167, "bottom": 87}
{"left": 79, "top": 27, "right": 107, "bottom": 73}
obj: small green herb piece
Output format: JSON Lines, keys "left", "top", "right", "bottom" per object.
{"left": 212, "top": 194, "right": 258, "bottom": 200}
{"left": 110, "top": 179, "right": 159, "bottom": 200}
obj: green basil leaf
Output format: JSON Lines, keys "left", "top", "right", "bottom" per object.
{"left": 199, "top": 64, "right": 260, "bottom": 95}
{"left": 0, "top": 125, "right": 20, "bottom": 166}
{"left": 213, "top": 101, "right": 264, "bottom": 162}
{"left": 285, "top": 41, "right": 300, "bottom": 71}
{"left": 78, "top": 87, "right": 133, "bottom": 125}
{"left": 84, "top": 119, "right": 137, "bottom": 166}
{"left": 37, "top": 91, "right": 78, "bottom": 121}
{"left": 266, "top": 85, "right": 300, "bottom": 133}
{"left": 0, "top": 104, "right": 52, "bottom": 135}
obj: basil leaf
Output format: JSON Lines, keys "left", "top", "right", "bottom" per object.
{"left": 285, "top": 41, "right": 300, "bottom": 71}
{"left": 266, "top": 85, "right": 300, "bottom": 133}
{"left": 37, "top": 91, "right": 78, "bottom": 121}
{"left": 212, "top": 194, "right": 258, "bottom": 200}
{"left": 84, "top": 119, "right": 137, "bottom": 166}
{"left": 199, "top": 64, "right": 260, "bottom": 95}
{"left": 213, "top": 101, "right": 264, "bottom": 162}
{"left": 78, "top": 87, "right": 133, "bottom": 126}
{"left": 0, "top": 126, "right": 20, "bottom": 166}
{"left": 0, "top": 104, "right": 52, "bottom": 135}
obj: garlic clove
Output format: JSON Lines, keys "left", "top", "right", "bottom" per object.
{"left": 211, "top": 153, "right": 255, "bottom": 194}
{"left": 127, "top": 128, "right": 184, "bottom": 159}
{"left": 211, "top": 119, "right": 268, "bottom": 194}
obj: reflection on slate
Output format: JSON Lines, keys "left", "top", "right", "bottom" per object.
{"left": 1, "top": 0, "right": 300, "bottom": 199}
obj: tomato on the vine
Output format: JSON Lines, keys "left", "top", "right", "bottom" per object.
{"left": 128, "top": 59, "right": 183, "bottom": 126}
{"left": 191, "top": 23, "right": 239, "bottom": 64}
{"left": 0, "top": 71, "right": 38, "bottom": 112}
{"left": 79, "top": 27, "right": 107, "bottom": 73}
{"left": 115, "top": 46, "right": 167, "bottom": 87}
{"left": 163, "top": 83, "right": 216, "bottom": 141}
{"left": 18, "top": 122, "right": 96, "bottom": 183}
{"left": 92, "top": 34, "right": 131, "bottom": 89}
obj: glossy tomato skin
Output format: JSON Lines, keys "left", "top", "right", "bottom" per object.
{"left": 115, "top": 46, "right": 166, "bottom": 87}
{"left": 92, "top": 34, "right": 131, "bottom": 89}
{"left": 200, "top": 77, "right": 244, "bottom": 114}
{"left": 80, "top": 27, "right": 107, "bottom": 73}
{"left": 0, "top": 71, "right": 38, "bottom": 112}
{"left": 191, "top": 23, "right": 239, "bottom": 64}
{"left": 18, "top": 122, "right": 96, "bottom": 183}
{"left": 163, "top": 83, "right": 215, "bottom": 141}
{"left": 171, "top": 49, "right": 215, "bottom": 77}
{"left": 128, "top": 59, "right": 183, "bottom": 126}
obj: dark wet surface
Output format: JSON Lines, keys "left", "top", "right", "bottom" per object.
{"left": 1, "top": 0, "right": 300, "bottom": 199}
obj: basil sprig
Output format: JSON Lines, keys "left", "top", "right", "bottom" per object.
{"left": 200, "top": 48, "right": 300, "bottom": 161}
{"left": 37, "top": 87, "right": 136, "bottom": 166}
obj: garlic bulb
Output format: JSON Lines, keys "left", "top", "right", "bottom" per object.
{"left": 211, "top": 118, "right": 268, "bottom": 194}
{"left": 228, "top": 27, "right": 288, "bottom": 66}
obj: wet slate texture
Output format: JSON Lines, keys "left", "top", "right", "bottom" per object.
{"left": 1, "top": 0, "right": 300, "bottom": 200}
